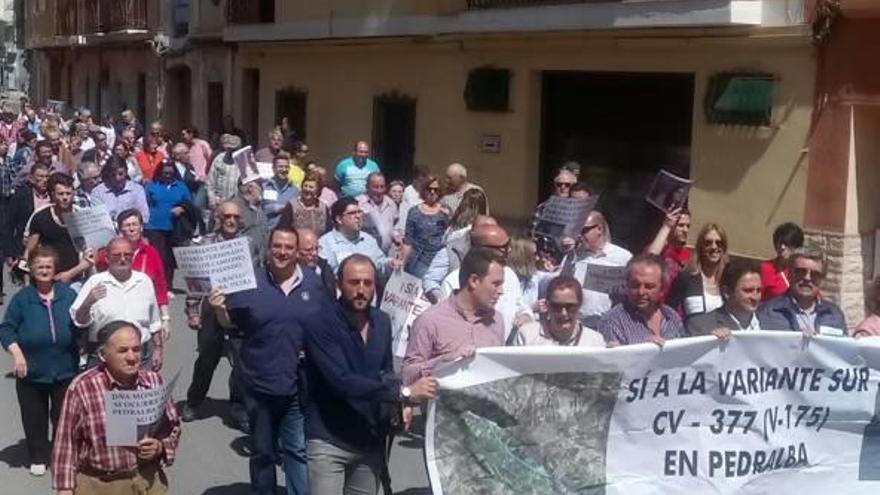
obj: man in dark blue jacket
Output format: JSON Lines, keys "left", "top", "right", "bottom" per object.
{"left": 305, "top": 254, "right": 437, "bottom": 494}
{"left": 758, "top": 248, "right": 848, "bottom": 336}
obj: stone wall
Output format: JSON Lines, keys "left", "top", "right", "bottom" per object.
{"left": 804, "top": 229, "right": 873, "bottom": 327}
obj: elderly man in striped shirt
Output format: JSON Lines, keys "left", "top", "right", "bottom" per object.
{"left": 598, "top": 254, "right": 686, "bottom": 347}
{"left": 52, "top": 321, "right": 181, "bottom": 495}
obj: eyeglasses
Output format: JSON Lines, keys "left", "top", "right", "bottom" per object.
{"left": 555, "top": 182, "right": 574, "bottom": 188}
{"left": 548, "top": 301, "right": 579, "bottom": 313}
{"left": 109, "top": 252, "right": 133, "bottom": 260}
{"left": 481, "top": 242, "right": 510, "bottom": 254}
{"left": 792, "top": 267, "right": 825, "bottom": 281}
{"left": 581, "top": 224, "right": 601, "bottom": 235}
{"left": 703, "top": 239, "right": 725, "bottom": 248}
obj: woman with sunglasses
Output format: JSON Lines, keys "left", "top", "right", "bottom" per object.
{"left": 667, "top": 223, "right": 728, "bottom": 321}
{"left": 403, "top": 176, "right": 449, "bottom": 278}
{"left": 514, "top": 275, "right": 605, "bottom": 347}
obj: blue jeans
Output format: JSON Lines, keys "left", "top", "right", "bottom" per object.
{"left": 243, "top": 385, "right": 309, "bottom": 495}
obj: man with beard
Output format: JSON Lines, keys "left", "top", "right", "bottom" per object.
{"left": 598, "top": 254, "right": 685, "bottom": 347}
{"left": 688, "top": 259, "right": 766, "bottom": 336}
{"left": 305, "top": 254, "right": 437, "bottom": 494}
{"left": 758, "top": 248, "right": 848, "bottom": 337}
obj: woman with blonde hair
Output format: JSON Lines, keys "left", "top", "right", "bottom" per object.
{"left": 667, "top": 222, "right": 729, "bottom": 321}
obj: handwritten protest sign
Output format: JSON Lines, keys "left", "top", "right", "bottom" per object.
{"left": 380, "top": 270, "right": 432, "bottom": 357}
{"left": 427, "top": 333, "right": 880, "bottom": 495}
{"left": 255, "top": 161, "right": 274, "bottom": 180}
{"left": 646, "top": 169, "right": 693, "bottom": 214}
{"left": 63, "top": 205, "right": 117, "bottom": 251}
{"left": 173, "top": 238, "right": 256, "bottom": 296}
{"left": 105, "top": 372, "right": 179, "bottom": 447}
{"left": 533, "top": 196, "right": 598, "bottom": 238}
{"left": 584, "top": 264, "right": 627, "bottom": 294}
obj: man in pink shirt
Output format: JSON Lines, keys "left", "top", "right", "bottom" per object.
{"left": 402, "top": 248, "right": 506, "bottom": 384}
{"left": 181, "top": 126, "right": 213, "bottom": 181}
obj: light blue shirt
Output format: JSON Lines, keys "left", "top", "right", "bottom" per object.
{"left": 318, "top": 229, "right": 388, "bottom": 278}
{"left": 334, "top": 157, "right": 380, "bottom": 198}
{"left": 261, "top": 178, "right": 300, "bottom": 229}
{"left": 422, "top": 248, "right": 450, "bottom": 298}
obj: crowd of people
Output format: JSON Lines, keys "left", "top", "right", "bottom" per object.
{"left": 0, "top": 100, "right": 878, "bottom": 495}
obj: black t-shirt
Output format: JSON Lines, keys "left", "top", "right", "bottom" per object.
{"left": 29, "top": 207, "right": 80, "bottom": 273}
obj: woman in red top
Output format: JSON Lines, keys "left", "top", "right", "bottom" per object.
{"left": 760, "top": 222, "right": 804, "bottom": 301}
{"left": 95, "top": 208, "right": 172, "bottom": 339}
{"left": 134, "top": 135, "right": 166, "bottom": 182}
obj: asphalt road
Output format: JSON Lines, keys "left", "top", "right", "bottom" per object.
{"left": 0, "top": 269, "right": 432, "bottom": 495}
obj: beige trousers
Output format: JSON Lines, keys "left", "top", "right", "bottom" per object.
{"left": 74, "top": 467, "right": 168, "bottom": 495}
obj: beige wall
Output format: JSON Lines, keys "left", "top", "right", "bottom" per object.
{"left": 235, "top": 35, "right": 814, "bottom": 258}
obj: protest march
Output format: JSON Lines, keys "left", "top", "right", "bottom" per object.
{"left": 3, "top": 48, "right": 880, "bottom": 495}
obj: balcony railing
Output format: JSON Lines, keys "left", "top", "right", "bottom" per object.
{"left": 467, "top": 0, "right": 619, "bottom": 8}
{"left": 55, "top": 0, "right": 149, "bottom": 37}
{"left": 227, "top": 0, "right": 275, "bottom": 24}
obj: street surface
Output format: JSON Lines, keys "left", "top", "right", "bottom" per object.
{"left": 0, "top": 271, "right": 431, "bottom": 494}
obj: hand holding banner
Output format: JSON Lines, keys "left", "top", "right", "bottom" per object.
{"left": 173, "top": 238, "right": 257, "bottom": 296}
{"left": 63, "top": 205, "right": 117, "bottom": 251}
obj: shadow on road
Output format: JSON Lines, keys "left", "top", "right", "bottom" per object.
{"left": 0, "top": 439, "right": 28, "bottom": 468}
{"left": 229, "top": 436, "right": 251, "bottom": 458}
{"left": 200, "top": 482, "right": 257, "bottom": 495}
{"left": 394, "top": 488, "right": 432, "bottom": 495}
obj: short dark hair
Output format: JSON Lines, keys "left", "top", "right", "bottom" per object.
{"left": 772, "top": 222, "right": 804, "bottom": 250}
{"left": 102, "top": 156, "right": 129, "bottom": 182}
{"left": 331, "top": 197, "right": 358, "bottom": 224}
{"left": 269, "top": 226, "right": 299, "bottom": 247}
{"left": 35, "top": 140, "right": 53, "bottom": 153}
{"left": 21, "top": 130, "right": 36, "bottom": 143}
{"left": 152, "top": 159, "right": 180, "bottom": 182}
{"left": 366, "top": 172, "right": 384, "bottom": 186}
{"left": 273, "top": 154, "right": 290, "bottom": 165}
{"left": 30, "top": 162, "right": 51, "bottom": 174}
{"left": 48, "top": 172, "right": 74, "bottom": 192}
{"left": 719, "top": 258, "right": 762, "bottom": 299}
{"left": 626, "top": 253, "right": 669, "bottom": 287}
{"left": 546, "top": 275, "right": 584, "bottom": 306}
{"left": 116, "top": 208, "right": 144, "bottom": 230}
{"left": 571, "top": 182, "right": 592, "bottom": 195}
{"left": 96, "top": 320, "right": 140, "bottom": 350}
{"left": 337, "top": 253, "right": 376, "bottom": 281}
{"left": 459, "top": 248, "right": 505, "bottom": 288}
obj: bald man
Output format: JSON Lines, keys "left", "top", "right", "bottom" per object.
{"left": 562, "top": 210, "right": 633, "bottom": 326}
{"left": 439, "top": 223, "right": 532, "bottom": 341}
{"left": 296, "top": 227, "right": 336, "bottom": 294}
{"left": 422, "top": 215, "right": 498, "bottom": 303}
{"left": 335, "top": 140, "right": 380, "bottom": 198}
{"left": 440, "top": 163, "right": 483, "bottom": 214}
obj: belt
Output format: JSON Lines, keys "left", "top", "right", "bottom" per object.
{"left": 79, "top": 465, "right": 139, "bottom": 482}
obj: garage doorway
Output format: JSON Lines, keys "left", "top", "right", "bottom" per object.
{"left": 539, "top": 71, "right": 694, "bottom": 252}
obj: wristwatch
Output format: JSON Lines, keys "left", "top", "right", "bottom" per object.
{"left": 401, "top": 386, "right": 412, "bottom": 401}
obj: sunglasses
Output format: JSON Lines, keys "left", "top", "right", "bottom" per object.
{"left": 548, "top": 302, "right": 579, "bottom": 313}
{"left": 109, "top": 252, "right": 134, "bottom": 260}
{"left": 555, "top": 182, "right": 574, "bottom": 188}
{"left": 702, "top": 239, "right": 725, "bottom": 248}
{"left": 581, "top": 224, "right": 601, "bottom": 235}
{"left": 792, "top": 267, "right": 825, "bottom": 281}
{"left": 481, "top": 242, "right": 511, "bottom": 254}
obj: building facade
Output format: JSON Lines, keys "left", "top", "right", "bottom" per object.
{"left": 21, "top": 0, "right": 880, "bottom": 325}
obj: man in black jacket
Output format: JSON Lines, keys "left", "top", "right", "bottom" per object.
{"left": 296, "top": 228, "right": 336, "bottom": 295}
{"left": 305, "top": 254, "right": 437, "bottom": 494}
{"left": 5, "top": 162, "right": 51, "bottom": 265}
{"left": 687, "top": 258, "right": 766, "bottom": 338}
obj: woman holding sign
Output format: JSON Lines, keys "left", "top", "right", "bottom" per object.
{"left": 0, "top": 247, "right": 79, "bottom": 477}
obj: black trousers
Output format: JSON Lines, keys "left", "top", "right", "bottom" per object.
{"left": 15, "top": 378, "right": 71, "bottom": 465}
{"left": 145, "top": 229, "right": 176, "bottom": 289}
{"left": 0, "top": 195, "right": 9, "bottom": 298}
{"left": 186, "top": 313, "right": 245, "bottom": 413}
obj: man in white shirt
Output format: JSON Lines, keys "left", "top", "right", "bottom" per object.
{"left": 439, "top": 224, "right": 532, "bottom": 342}
{"left": 564, "top": 211, "right": 633, "bottom": 324}
{"left": 70, "top": 237, "right": 163, "bottom": 370}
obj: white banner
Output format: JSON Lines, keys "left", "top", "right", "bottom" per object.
{"left": 104, "top": 373, "right": 179, "bottom": 447}
{"left": 426, "top": 333, "right": 880, "bottom": 494}
{"left": 173, "top": 238, "right": 256, "bottom": 296}
{"left": 380, "top": 270, "right": 431, "bottom": 358}
{"left": 64, "top": 205, "right": 117, "bottom": 251}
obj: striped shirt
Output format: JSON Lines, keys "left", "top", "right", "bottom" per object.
{"left": 52, "top": 366, "right": 181, "bottom": 491}
{"left": 598, "top": 302, "right": 685, "bottom": 346}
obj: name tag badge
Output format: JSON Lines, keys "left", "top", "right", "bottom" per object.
{"left": 263, "top": 189, "right": 279, "bottom": 201}
{"left": 818, "top": 325, "right": 846, "bottom": 337}
{"left": 301, "top": 291, "right": 310, "bottom": 302}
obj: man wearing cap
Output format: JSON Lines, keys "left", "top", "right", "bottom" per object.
{"left": 206, "top": 134, "right": 245, "bottom": 209}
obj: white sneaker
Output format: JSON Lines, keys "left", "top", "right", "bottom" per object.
{"left": 29, "top": 464, "right": 46, "bottom": 476}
